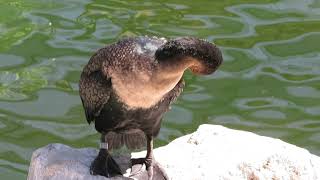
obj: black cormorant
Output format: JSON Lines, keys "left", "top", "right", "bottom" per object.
{"left": 79, "top": 36, "right": 223, "bottom": 180}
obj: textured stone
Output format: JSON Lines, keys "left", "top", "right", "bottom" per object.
{"left": 28, "top": 125, "right": 320, "bottom": 180}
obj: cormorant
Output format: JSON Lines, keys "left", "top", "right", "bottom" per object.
{"left": 79, "top": 36, "right": 223, "bottom": 180}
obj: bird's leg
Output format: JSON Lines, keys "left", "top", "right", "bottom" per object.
{"left": 130, "top": 136, "right": 153, "bottom": 179}
{"left": 130, "top": 136, "right": 168, "bottom": 180}
{"left": 145, "top": 136, "right": 154, "bottom": 178}
{"left": 90, "top": 134, "right": 122, "bottom": 177}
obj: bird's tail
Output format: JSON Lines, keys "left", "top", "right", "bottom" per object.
{"left": 105, "top": 129, "right": 146, "bottom": 150}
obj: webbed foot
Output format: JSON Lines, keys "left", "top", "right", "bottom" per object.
{"left": 90, "top": 149, "right": 123, "bottom": 178}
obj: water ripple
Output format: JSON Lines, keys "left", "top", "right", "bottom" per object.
{"left": 0, "top": 89, "right": 80, "bottom": 118}
{"left": 23, "top": 120, "right": 95, "bottom": 140}
{"left": 1, "top": 0, "right": 320, "bottom": 178}
{"left": 233, "top": 97, "right": 297, "bottom": 110}
{"left": 250, "top": 110, "right": 287, "bottom": 120}
{"left": 287, "top": 119, "right": 320, "bottom": 132}
{"left": 287, "top": 86, "right": 320, "bottom": 99}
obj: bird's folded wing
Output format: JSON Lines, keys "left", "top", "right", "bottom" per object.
{"left": 79, "top": 50, "right": 112, "bottom": 124}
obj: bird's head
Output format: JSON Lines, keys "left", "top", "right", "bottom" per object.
{"left": 155, "top": 37, "right": 223, "bottom": 75}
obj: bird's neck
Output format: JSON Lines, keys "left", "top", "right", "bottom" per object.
{"left": 156, "top": 56, "right": 194, "bottom": 77}
{"left": 111, "top": 60, "right": 190, "bottom": 109}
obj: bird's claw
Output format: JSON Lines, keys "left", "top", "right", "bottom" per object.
{"left": 129, "top": 158, "right": 168, "bottom": 180}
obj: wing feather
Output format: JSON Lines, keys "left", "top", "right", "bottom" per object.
{"left": 79, "top": 50, "right": 111, "bottom": 124}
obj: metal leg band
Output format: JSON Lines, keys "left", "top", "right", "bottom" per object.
{"left": 100, "top": 142, "right": 108, "bottom": 150}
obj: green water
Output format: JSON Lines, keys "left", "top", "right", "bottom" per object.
{"left": 1, "top": 0, "right": 320, "bottom": 179}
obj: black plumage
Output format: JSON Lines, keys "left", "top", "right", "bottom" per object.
{"left": 79, "top": 36, "right": 223, "bottom": 179}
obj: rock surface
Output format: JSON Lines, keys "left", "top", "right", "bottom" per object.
{"left": 27, "top": 124, "right": 320, "bottom": 180}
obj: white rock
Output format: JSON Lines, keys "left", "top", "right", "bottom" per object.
{"left": 27, "top": 125, "right": 320, "bottom": 180}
